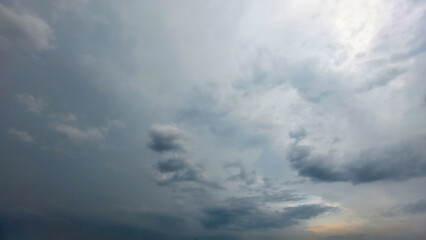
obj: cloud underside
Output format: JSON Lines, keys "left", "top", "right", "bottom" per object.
{"left": 202, "top": 203, "right": 335, "bottom": 230}
{"left": 0, "top": 210, "right": 188, "bottom": 240}
{"left": 0, "top": 202, "right": 335, "bottom": 239}
{"left": 148, "top": 124, "right": 187, "bottom": 153}
{"left": 289, "top": 143, "right": 426, "bottom": 184}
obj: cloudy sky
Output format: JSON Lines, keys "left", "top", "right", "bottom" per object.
{"left": 1, "top": 0, "right": 426, "bottom": 239}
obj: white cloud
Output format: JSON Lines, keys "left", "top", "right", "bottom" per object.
{"left": 8, "top": 128, "right": 34, "bottom": 143}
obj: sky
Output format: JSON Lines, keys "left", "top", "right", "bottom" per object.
{"left": 1, "top": 0, "right": 426, "bottom": 239}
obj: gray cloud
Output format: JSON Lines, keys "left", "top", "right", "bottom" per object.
{"left": 154, "top": 157, "right": 222, "bottom": 189}
{"left": 241, "top": 191, "right": 304, "bottom": 204}
{"left": 156, "top": 157, "right": 190, "bottom": 173}
{"left": 52, "top": 124, "right": 106, "bottom": 142}
{"left": 154, "top": 157, "right": 200, "bottom": 185}
{"left": 15, "top": 94, "right": 46, "bottom": 113}
{"left": 224, "top": 162, "right": 257, "bottom": 185}
{"left": 176, "top": 89, "right": 267, "bottom": 149}
{"left": 403, "top": 199, "right": 426, "bottom": 215}
{"left": 7, "top": 128, "right": 34, "bottom": 143}
{"left": 51, "top": 119, "right": 124, "bottom": 143}
{"left": 288, "top": 128, "right": 307, "bottom": 143}
{"left": 0, "top": 208, "right": 190, "bottom": 240}
{"left": 148, "top": 124, "right": 221, "bottom": 189}
{"left": 0, "top": 3, "right": 52, "bottom": 52}
{"left": 385, "top": 198, "right": 426, "bottom": 218}
{"left": 217, "top": 191, "right": 305, "bottom": 211}
{"left": 49, "top": 113, "right": 77, "bottom": 123}
{"left": 288, "top": 145, "right": 345, "bottom": 182}
{"left": 288, "top": 142, "right": 426, "bottom": 184}
{"left": 2, "top": 1, "right": 426, "bottom": 239}
{"left": 202, "top": 202, "right": 335, "bottom": 230}
{"left": 148, "top": 124, "right": 187, "bottom": 153}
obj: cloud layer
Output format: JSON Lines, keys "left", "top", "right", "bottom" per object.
{"left": 2, "top": 0, "right": 426, "bottom": 239}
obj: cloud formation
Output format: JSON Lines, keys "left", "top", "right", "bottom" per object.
{"left": 2, "top": 0, "right": 426, "bottom": 239}
{"left": 52, "top": 124, "right": 106, "bottom": 142}
{"left": 15, "top": 94, "right": 46, "bottom": 113}
{"left": 202, "top": 202, "right": 335, "bottom": 230}
{"left": 0, "top": 3, "right": 52, "bottom": 52}
{"left": 148, "top": 124, "right": 221, "bottom": 188}
{"left": 288, "top": 141, "right": 426, "bottom": 184}
{"left": 8, "top": 128, "right": 33, "bottom": 143}
{"left": 0, "top": 208, "right": 189, "bottom": 240}
{"left": 224, "top": 162, "right": 257, "bottom": 185}
{"left": 148, "top": 124, "right": 187, "bottom": 153}
{"left": 51, "top": 118, "right": 124, "bottom": 143}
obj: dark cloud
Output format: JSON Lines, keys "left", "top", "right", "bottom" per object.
{"left": 148, "top": 124, "right": 187, "bottom": 153}
{"left": 156, "top": 157, "right": 190, "bottom": 173}
{"left": 288, "top": 142, "right": 426, "bottom": 184}
{"left": 288, "top": 145, "right": 345, "bottom": 182}
{"left": 155, "top": 162, "right": 223, "bottom": 189}
{"left": 202, "top": 202, "right": 335, "bottom": 230}
{"left": 155, "top": 159, "right": 200, "bottom": 185}
{"left": 148, "top": 124, "right": 222, "bottom": 189}
{"left": 0, "top": 209, "right": 190, "bottom": 240}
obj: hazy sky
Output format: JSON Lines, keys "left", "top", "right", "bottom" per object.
{"left": 1, "top": 0, "right": 426, "bottom": 239}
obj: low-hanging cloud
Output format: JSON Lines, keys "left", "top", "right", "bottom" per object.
{"left": 148, "top": 124, "right": 187, "bottom": 153}
{"left": 288, "top": 141, "right": 426, "bottom": 184}
{"left": 154, "top": 156, "right": 222, "bottom": 189}
{"left": 148, "top": 124, "right": 221, "bottom": 189}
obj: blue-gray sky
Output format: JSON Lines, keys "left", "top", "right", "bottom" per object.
{"left": 1, "top": 0, "right": 426, "bottom": 239}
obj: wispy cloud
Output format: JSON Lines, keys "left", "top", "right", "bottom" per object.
{"left": 8, "top": 128, "right": 34, "bottom": 143}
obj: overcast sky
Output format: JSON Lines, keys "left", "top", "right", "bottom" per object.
{"left": 1, "top": 0, "right": 426, "bottom": 239}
